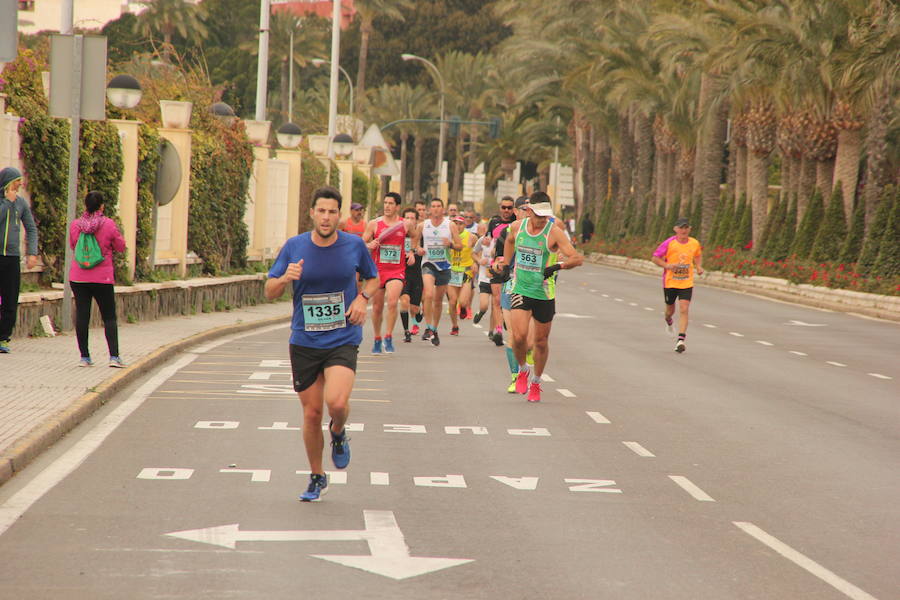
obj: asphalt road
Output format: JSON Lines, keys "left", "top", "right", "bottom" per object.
{"left": 0, "top": 263, "right": 897, "bottom": 599}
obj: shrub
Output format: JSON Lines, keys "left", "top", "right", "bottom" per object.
{"left": 810, "top": 185, "right": 846, "bottom": 263}
{"left": 792, "top": 188, "right": 824, "bottom": 259}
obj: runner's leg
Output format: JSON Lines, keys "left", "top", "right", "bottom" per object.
{"left": 371, "top": 287, "right": 386, "bottom": 340}
{"left": 298, "top": 373, "right": 326, "bottom": 474}
{"left": 383, "top": 280, "right": 403, "bottom": 339}
{"left": 433, "top": 284, "right": 448, "bottom": 330}
{"left": 678, "top": 298, "right": 690, "bottom": 335}
{"left": 530, "top": 320, "right": 553, "bottom": 378}
{"left": 323, "top": 364, "right": 353, "bottom": 437}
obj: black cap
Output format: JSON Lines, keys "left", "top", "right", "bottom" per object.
{"left": 674, "top": 217, "right": 691, "bottom": 227}
{"left": 514, "top": 196, "right": 530, "bottom": 208}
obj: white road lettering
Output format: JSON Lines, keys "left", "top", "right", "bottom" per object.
{"left": 258, "top": 359, "right": 291, "bottom": 368}
{"left": 413, "top": 474, "right": 467, "bottom": 488}
{"left": 195, "top": 421, "right": 239, "bottom": 429}
{"left": 557, "top": 389, "right": 576, "bottom": 398}
{"left": 564, "top": 479, "right": 622, "bottom": 493}
{"left": 669, "top": 475, "right": 715, "bottom": 501}
{"left": 384, "top": 424, "right": 427, "bottom": 434}
{"left": 297, "top": 471, "right": 347, "bottom": 484}
{"left": 444, "top": 426, "right": 489, "bottom": 435}
{"left": 370, "top": 472, "right": 390, "bottom": 485}
{"left": 248, "top": 371, "right": 290, "bottom": 380}
{"left": 238, "top": 384, "right": 294, "bottom": 394}
{"left": 220, "top": 468, "right": 271, "bottom": 482}
{"left": 507, "top": 427, "right": 551, "bottom": 436}
{"left": 490, "top": 476, "right": 539, "bottom": 490}
{"left": 137, "top": 468, "right": 194, "bottom": 480}
{"left": 623, "top": 442, "right": 655, "bottom": 457}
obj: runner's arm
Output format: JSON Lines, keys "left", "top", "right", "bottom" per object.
{"left": 347, "top": 276, "right": 378, "bottom": 325}
{"left": 447, "top": 223, "right": 463, "bottom": 251}
{"left": 651, "top": 255, "right": 671, "bottom": 270}
{"left": 501, "top": 221, "right": 520, "bottom": 267}
{"left": 550, "top": 228, "right": 583, "bottom": 269}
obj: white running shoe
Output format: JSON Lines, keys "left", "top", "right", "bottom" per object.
{"left": 675, "top": 339, "right": 686, "bottom": 353}
{"left": 665, "top": 320, "right": 675, "bottom": 337}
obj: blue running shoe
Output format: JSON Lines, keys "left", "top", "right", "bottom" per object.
{"left": 371, "top": 338, "right": 383, "bottom": 354}
{"left": 299, "top": 473, "right": 328, "bottom": 502}
{"left": 329, "top": 420, "right": 351, "bottom": 469}
{"left": 384, "top": 337, "right": 395, "bottom": 353}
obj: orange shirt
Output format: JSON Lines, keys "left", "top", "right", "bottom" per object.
{"left": 342, "top": 218, "right": 366, "bottom": 236}
{"left": 654, "top": 236, "right": 702, "bottom": 289}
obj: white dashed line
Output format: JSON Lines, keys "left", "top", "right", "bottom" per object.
{"left": 370, "top": 472, "right": 390, "bottom": 486}
{"left": 622, "top": 442, "right": 655, "bottom": 457}
{"left": 629, "top": 302, "right": 638, "bottom": 306}
{"left": 789, "top": 350, "right": 808, "bottom": 356}
{"left": 734, "top": 522, "right": 878, "bottom": 600}
{"left": 586, "top": 411, "right": 610, "bottom": 424}
{"left": 729, "top": 332, "right": 744, "bottom": 337}
{"left": 668, "top": 475, "right": 716, "bottom": 502}
{"left": 756, "top": 340, "right": 774, "bottom": 346}
{"left": 557, "top": 388, "right": 576, "bottom": 398}
{"left": 602, "top": 294, "right": 609, "bottom": 298}
{"left": 615, "top": 298, "right": 624, "bottom": 302}
{"left": 644, "top": 307, "right": 654, "bottom": 311}
{"left": 540, "top": 373, "right": 555, "bottom": 383}
{"left": 703, "top": 324, "right": 717, "bottom": 328}
{"left": 826, "top": 361, "right": 847, "bottom": 367}
{"left": 868, "top": 373, "right": 892, "bottom": 380}
{"left": 590, "top": 289, "right": 598, "bottom": 292}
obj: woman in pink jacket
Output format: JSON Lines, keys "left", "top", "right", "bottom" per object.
{"left": 68, "top": 191, "right": 127, "bottom": 367}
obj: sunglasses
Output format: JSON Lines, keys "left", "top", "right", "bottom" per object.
{"left": 500, "top": 205, "right": 513, "bottom": 210}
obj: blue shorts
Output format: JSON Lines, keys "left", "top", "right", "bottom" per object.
{"left": 500, "top": 290, "right": 512, "bottom": 311}
{"left": 422, "top": 263, "right": 451, "bottom": 287}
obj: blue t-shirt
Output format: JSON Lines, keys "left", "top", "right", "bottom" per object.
{"left": 268, "top": 232, "right": 377, "bottom": 348}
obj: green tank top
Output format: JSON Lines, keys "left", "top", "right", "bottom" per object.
{"left": 511, "top": 218, "right": 554, "bottom": 300}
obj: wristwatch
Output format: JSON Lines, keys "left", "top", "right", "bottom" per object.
{"left": 360, "top": 290, "right": 371, "bottom": 301}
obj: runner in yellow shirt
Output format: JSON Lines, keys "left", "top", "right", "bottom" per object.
{"left": 651, "top": 217, "right": 704, "bottom": 353}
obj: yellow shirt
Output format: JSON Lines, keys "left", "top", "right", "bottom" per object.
{"left": 450, "top": 230, "right": 474, "bottom": 271}
{"left": 655, "top": 236, "right": 702, "bottom": 289}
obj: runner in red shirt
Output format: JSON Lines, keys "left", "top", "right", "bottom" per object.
{"left": 362, "top": 192, "right": 414, "bottom": 353}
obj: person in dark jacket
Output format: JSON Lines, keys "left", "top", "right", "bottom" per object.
{"left": 69, "top": 191, "right": 127, "bottom": 367}
{"left": 0, "top": 167, "right": 39, "bottom": 353}
{"left": 580, "top": 212, "right": 595, "bottom": 244}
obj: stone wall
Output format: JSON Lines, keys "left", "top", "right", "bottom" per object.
{"left": 13, "top": 274, "right": 273, "bottom": 339}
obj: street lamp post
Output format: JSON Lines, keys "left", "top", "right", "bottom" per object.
{"left": 401, "top": 53, "right": 445, "bottom": 194}
{"left": 255, "top": 0, "right": 271, "bottom": 122}
{"left": 311, "top": 58, "right": 354, "bottom": 117}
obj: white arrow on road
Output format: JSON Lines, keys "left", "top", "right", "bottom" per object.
{"left": 555, "top": 313, "right": 597, "bottom": 319}
{"left": 786, "top": 320, "right": 827, "bottom": 327}
{"left": 165, "top": 510, "right": 473, "bottom": 580}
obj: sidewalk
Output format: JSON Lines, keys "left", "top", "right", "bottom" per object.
{"left": 0, "top": 300, "right": 292, "bottom": 486}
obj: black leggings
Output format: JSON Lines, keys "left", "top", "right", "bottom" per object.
{"left": 0, "top": 255, "right": 21, "bottom": 341}
{"left": 71, "top": 282, "right": 119, "bottom": 358}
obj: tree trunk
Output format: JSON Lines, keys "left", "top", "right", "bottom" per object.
{"left": 726, "top": 137, "right": 737, "bottom": 201}
{"left": 618, "top": 115, "right": 635, "bottom": 201}
{"left": 695, "top": 74, "right": 729, "bottom": 239}
{"left": 816, "top": 158, "right": 834, "bottom": 197}
{"left": 634, "top": 112, "right": 653, "bottom": 203}
{"left": 653, "top": 149, "right": 663, "bottom": 209}
{"left": 788, "top": 155, "right": 802, "bottom": 199}
{"left": 664, "top": 152, "right": 677, "bottom": 208}
{"left": 355, "top": 20, "right": 372, "bottom": 117}
{"left": 779, "top": 152, "right": 791, "bottom": 203}
{"left": 413, "top": 136, "right": 423, "bottom": 202}
{"left": 833, "top": 128, "right": 862, "bottom": 220}
{"left": 451, "top": 133, "right": 463, "bottom": 203}
{"left": 748, "top": 151, "right": 769, "bottom": 250}
{"left": 863, "top": 84, "right": 892, "bottom": 228}
{"left": 679, "top": 146, "right": 694, "bottom": 203}
{"left": 596, "top": 135, "right": 611, "bottom": 214}
{"left": 400, "top": 131, "right": 409, "bottom": 196}
{"left": 736, "top": 145, "right": 748, "bottom": 201}
{"left": 280, "top": 58, "right": 290, "bottom": 122}
{"left": 500, "top": 157, "right": 516, "bottom": 182}
{"left": 798, "top": 155, "right": 816, "bottom": 218}
{"left": 467, "top": 127, "right": 479, "bottom": 171}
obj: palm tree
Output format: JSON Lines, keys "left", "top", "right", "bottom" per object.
{"left": 353, "top": 0, "right": 414, "bottom": 116}
{"left": 132, "top": 0, "right": 207, "bottom": 62}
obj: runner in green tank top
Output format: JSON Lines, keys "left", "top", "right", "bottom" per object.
{"left": 499, "top": 193, "right": 584, "bottom": 403}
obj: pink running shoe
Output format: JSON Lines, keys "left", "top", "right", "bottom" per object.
{"left": 515, "top": 370, "right": 529, "bottom": 395}
{"left": 527, "top": 382, "right": 542, "bottom": 402}
{"left": 410, "top": 324, "right": 420, "bottom": 335}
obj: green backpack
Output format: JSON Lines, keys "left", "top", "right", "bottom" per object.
{"left": 75, "top": 232, "right": 104, "bottom": 268}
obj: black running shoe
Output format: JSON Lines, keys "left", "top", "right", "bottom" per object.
{"left": 492, "top": 331, "right": 504, "bottom": 346}
{"left": 431, "top": 331, "right": 440, "bottom": 346}
{"left": 422, "top": 328, "right": 433, "bottom": 341}
{"left": 403, "top": 330, "right": 412, "bottom": 343}
{"left": 473, "top": 311, "right": 484, "bottom": 324}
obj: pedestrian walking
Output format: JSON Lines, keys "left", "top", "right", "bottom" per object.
{"left": 265, "top": 186, "right": 378, "bottom": 502}
{"left": 69, "top": 191, "right": 127, "bottom": 367}
{"left": 0, "top": 167, "right": 39, "bottom": 353}
{"left": 580, "top": 212, "right": 594, "bottom": 244}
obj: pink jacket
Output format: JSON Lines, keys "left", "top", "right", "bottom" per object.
{"left": 68, "top": 214, "right": 126, "bottom": 284}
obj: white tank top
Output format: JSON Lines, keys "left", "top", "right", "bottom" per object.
{"left": 422, "top": 217, "right": 452, "bottom": 270}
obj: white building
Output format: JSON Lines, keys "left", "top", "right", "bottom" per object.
{"left": 16, "top": 0, "right": 153, "bottom": 35}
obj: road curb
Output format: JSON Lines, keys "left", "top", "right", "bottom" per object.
{"left": 0, "top": 313, "right": 291, "bottom": 487}
{"left": 587, "top": 253, "right": 900, "bottom": 323}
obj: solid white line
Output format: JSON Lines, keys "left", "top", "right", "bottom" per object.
{"left": 703, "top": 323, "right": 717, "bottom": 328}
{"left": 868, "top": 373, "right": 892, "bottom": 380}
{"left": 789, "top": 351, "right": 808, "bottom": 356}
{"left": 668, "top": 475, "right": 715, "bottom": 502}
{"left": 557, "top": 388, "right": 576, "bottom": 398}
{"left": 756, "top": 340, "right": 774, "bottom": 346}
{"left": 540, "top": 373, "right": 555, "bottom": 383}
{"left": 586, "top": 411, "right": 610, "bottom": 424}
{"left": 826, "top": 361, "right": 847, "bottom": 367}
{"left": 623, "top": 442, "right": 655, "bottom": 457}
{"left": 0, "top": 353, "right": 199, "bottom": 537}
{"left": 734, "top": 522, "right": 878, "bottom": 600}
{"left": 729, "top": 332, "right": 745, "bottom": 337}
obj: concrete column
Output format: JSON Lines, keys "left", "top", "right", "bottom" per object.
{"left": 275, "top": 148, "right": 302, "bottom": 239}
{"left": 335, "top": 159, "right": 354, "bottom": 221}
{"left": 247, "top": 145, "right": 270, "bottom": 261}
{"left": 110, "top": 119, "right": 139, "bottom": 280}
{"left": 157, "top": 127, "right": 192, "bottom": 278}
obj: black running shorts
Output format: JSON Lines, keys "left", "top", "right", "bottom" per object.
{"left": 289, "top": 344, "right": 358, "bottom": 392}
{"left": 664, "top": 287, "right": 693, "bottom": 305}
{"left": 509, "top": 293, "right": 556, "bottom": 323}
{"left": 402, "top": 272, "right": 423, "bottom": 306}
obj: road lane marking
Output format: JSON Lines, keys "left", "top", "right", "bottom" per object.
{"left": 826, "top": 361, "right": 847, "bottom": 367}
{"left": 729, "top": 332, "right": 744, "bottom": 337}
{"left": 703, "top": 323, "right": 717, "bottom": 328}
{"left": 586, "top": 411, "right": 611, "bottom": 424}
{"left": 733, "top": 522, "right": 878, "bottom": 600}
{"left": 789, "top": 351, "right": 808, "bottom": 356}
{"left": 868, "top": 373, "right": 892, "bottom": 380}
{"left": 668, "top": 475, "right": 715, "bottom": 501}
{"left": 756, "top": 340, "right": 774, "bottom": 346}
{"left": 629, "top": 302, "right": 638, "bottom": 306}
{"left": 602, "top": 294, "right": 609, "bottom": 298}
{"left": 622, "top": 442, "right": 655, "bottom": 457}
{"left": 614, "top": 298, "right": 624, "bottom": 302}
{"left": 644, "top": 307, "right": 654, "bottom": 311}
{"left": 0, "top": 353, "right": 198, "bottom": 537}
{"left": 370, "top": 472, "right": 390, "bottom": 485}
{"left": 557, "top": 389, "right": 576, "bottom": 398}
{"left": 540, "top": 373, "right": 555, "bottom": 382}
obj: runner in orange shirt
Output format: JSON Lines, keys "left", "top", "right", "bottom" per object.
{"left": 340, "top": 203, "right": 367, "bottom": 237}
{"left": 651, "top": 217, "right": 704, "bottom": 353}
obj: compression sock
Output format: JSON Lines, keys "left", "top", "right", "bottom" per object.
{"left": 525, "top": 349, "right": 534, "bottom": 368}
{"left": 505, "top": 346, "right": 518, "bottom": 374}
{"left": 531, "top": 373, "right": 542, "bottom": 384}
{"left": 400, "top": 311, "right": 409, "bottom": 331}
{"left": 678, "top": 333, "right": 686, "bottom": 340}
